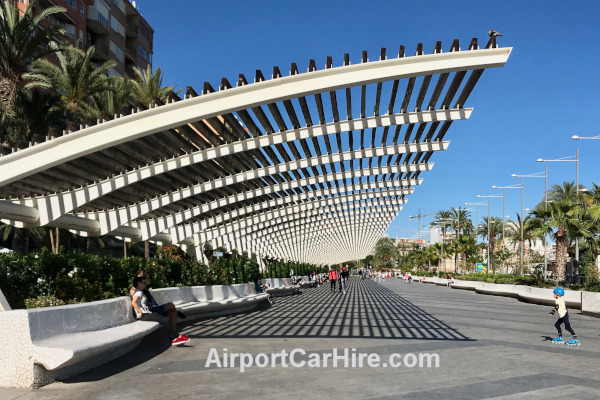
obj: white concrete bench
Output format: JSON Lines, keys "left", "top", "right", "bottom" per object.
{"left": 261, "top": 278, "right": 300, "bottom": 297}
{"left": 150, "top": 283, "right": 269, "bottom": 319}
{"left": 582, "top": 292, "right": 600, "bottom": 317}
{"left": 0, "top": 297, "right": 159, "bottom": 389}
{"left": 434, "top": 278, "right": 452, "bottom": 286}
{"left": 475, "top": 283, "right": 528, "bottom": 298}
{"left": 518, "top": 287, "right": 582, "bottom": 309}
{"left": 450, "top": 280, "right": 485, "bottom": 291}
{"left": 422, "top": 276, "right": 436, "bottom": 284}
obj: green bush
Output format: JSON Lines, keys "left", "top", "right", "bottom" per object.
{"left": 0, "top": 250, "right": 325, "bottom": 308}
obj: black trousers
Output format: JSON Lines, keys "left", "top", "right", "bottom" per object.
{"left": 330, "top": 279, "right": 337, "bottom": 291}
{"left": 555, "top": 312, "right": 576, "bottom": 336}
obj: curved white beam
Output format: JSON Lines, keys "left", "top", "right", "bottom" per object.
{"left": 0, "top": 47, "right": 510, "bottom": 186}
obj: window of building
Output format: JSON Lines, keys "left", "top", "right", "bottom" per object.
{"left": 137, "top": 45, "right": 150, "bottom": 62}
{"left": 109, "top": 16, "right": 125, "bottom": 37}
{"left": 108, "top": 68, "right": 123, "bottom": 77}
{"left": 80, "top": 2, "right": 85, "bottom": 18}
{"left": 109, "top": 40, "right": 124, "bottom": 63}
{"left": 78, "top": 28, "right": 84, "bottom": 48}
{"left": 139, "top": 23, "right": 150, "bottom": 42}
{"left": 111, "top": 0, "right": 126, "bottom": 14}
{"left": 65, "top": 24, "right": 76, "bottom": 41}
{"left": 66, "top": 0, "right": 77, "bottom": 10}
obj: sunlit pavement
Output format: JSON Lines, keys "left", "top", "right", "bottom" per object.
{"left": 2, "top": 277, "right": 599, "bottom": 400}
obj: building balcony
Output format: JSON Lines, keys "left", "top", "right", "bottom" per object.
{"left": 126, "top": 23, "right": 138, "bottom": 38}
{"left": 87, "top": 6, "right": 109, "bottom": 35}
{"left": 124, "top": 43, "right": 137, "bottom": 62}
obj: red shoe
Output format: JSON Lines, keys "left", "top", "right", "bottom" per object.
{"left": 177, "top": 334, "right": 190, "bottom": 343}
{"left": 171, "top": 336, "right": 188, "bottom": 346}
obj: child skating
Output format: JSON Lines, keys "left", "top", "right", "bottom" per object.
{"left": 549, "top": 288, "right": 580, "bottom": 347}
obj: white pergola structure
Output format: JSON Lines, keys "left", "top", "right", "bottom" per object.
{"left": 0, "top": 37, "right": 511, "bottom": 266}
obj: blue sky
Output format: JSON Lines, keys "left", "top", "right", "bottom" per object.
{"left": 138, "top": 0, "right": 600, "bottom": 240}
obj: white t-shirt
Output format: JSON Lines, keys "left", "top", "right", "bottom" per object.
{"left": 555, "top": 298, "right": 567, "bottom": 318}
{"left": 133, "top": 289, "right": 151, "bottom": 318}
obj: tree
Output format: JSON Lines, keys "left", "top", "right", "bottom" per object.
{"left": 373, "top": 237, "right": 398, "bottom": 269}
{"left": 529, "top": 181, "right": 593, "bottom": 284}
{"left": 130, "top": 64, "right": 179, "bottom": 107}
{"left": 96, "top": 76, "right": 133, "bottom": 116}
{"left": 453, "top": 234, "right": 479, "bottom": 273}
{"left": 449, "top": 207, "right": 472, "bottom": 236}
{"left": 25, "top": 45, "right": 116, "bottom": 124}
{"left": 478, "top": 216, "right": 503, "bottom": 273}
{"left": 0, "top": 1, "right": 65, "bottom": 132}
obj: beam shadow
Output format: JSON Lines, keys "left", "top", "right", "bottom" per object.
{"left": 182, "top": 277, "right": 471, "bottom": 341}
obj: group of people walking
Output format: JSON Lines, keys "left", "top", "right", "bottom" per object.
{"left": 328, "top": 266, "right": 349, "bottom": 294}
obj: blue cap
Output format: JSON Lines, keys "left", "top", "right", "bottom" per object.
{"left": 553, "top": 288, "right": 565, "bottom": 296}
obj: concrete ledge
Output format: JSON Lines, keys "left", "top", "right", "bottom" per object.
{"left": 434, "top": 278, "right": 451, "bottom": 286}
{"left": 262, "top": 279, "right": 300, "bottom": 297}
{"left": 450, "top": 280, "right": 484, "bottom": 291}
{"left": 0, "top": 297, "right": 159, "bottom": 389}
{"left": 582, "top": 292, "right": 600, "bottom": 317}
{"left": 475, "top": 283, "right": 526, "bottom": 298}
{"left": 150, "top": 283, "right": 269, "bottom": 320}
{"left": 0, "top": 288, "right": 11, "bottom": 311}
{"left": 518, "top": 287, "right": 582, "bottom": 309}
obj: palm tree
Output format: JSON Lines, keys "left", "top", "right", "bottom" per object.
{"left": 432, "top": 209, "right": 452, "bottom": 240}
{"left": 96, "top": 76, "right": 133, "bottom": 116}
{"left": 478, "top": 216, "right": 503, "bottom": 273}
{"left": 505, "top": 213, "right": 536, "bottom": 274}
{"left": 24, "top": 45, "right": 115, "bottom": 124}
{"left": 8, "top": 88, "right": 64, "bottom": 143}
{"left": 130, "top": 64, "right": 179, "bottom": 107}
{"left": 449, "top": 207, "right": 472, "bottom": 236}
{"left": 453, "top": 234, "right": 478, "bottom": 273}
{"left": 0, "top": 1, "right": 65, "bottom": 125}
{"left": 530, "top": 201, "right": 580, "bottom": 283}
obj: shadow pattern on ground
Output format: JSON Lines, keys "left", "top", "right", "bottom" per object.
{"left": 182, "top": 277, "right": 470, "bottom": 340}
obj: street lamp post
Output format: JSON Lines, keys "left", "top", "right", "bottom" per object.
{"left": 465, "top": 202, "right": 487, "bottom": 271}
{"left": 432, "top": 218, "right": 457, "bottom": 272}
{"left": 511, "top": 171, "right": 546, "bottom": 277}
{"left": 493, "top": 183, "right": 524, "bottom": 274}
{"left": 476, "top": 194, "right": 503, "bottom": 273}
{"left": 537, "top": 152, "right": 579, "bottom": 265}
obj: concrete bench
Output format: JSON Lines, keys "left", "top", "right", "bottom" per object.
{"left": 434, "top": 278, "right": 452, "bottom": 286}
{"left": 422, "top": 277, "right": 436, "bottom": 284}
{"left": 582, "top": 292, "right": 600, "bottom": 317}
{"left": 0, "top": 297, "right": 159, "bottom": 389}
{"left": 475, "top": 283, "right": 528, "bottom": 298}
{"left": 450, "top": 280, "right": 485, "bottom": 291}
{"left": 261, "top": 278, "right": 300, "bottom": 297}
{"left": 150, "top": 283, "right": 270, "bottom": 319}
{"left": 517, "top": 287, "right": 582, "bottom": 309}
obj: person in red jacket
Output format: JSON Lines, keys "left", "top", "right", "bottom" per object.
{"left": 329, "top": 268, "right": 338, "bottom": 293}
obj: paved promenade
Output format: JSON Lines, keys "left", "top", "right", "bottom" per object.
{"left": 2, "top": 278, "right": 599, "bottom": 400}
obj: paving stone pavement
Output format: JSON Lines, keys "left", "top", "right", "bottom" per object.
{"left": 1, "top": 277, "right": 599, "bottom": 400}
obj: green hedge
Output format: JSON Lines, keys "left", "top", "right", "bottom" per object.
{"left": 458, "top": 273, "right": 537, "bottom": 285}
{"left": 0, "top": 250, "right": 323, "bottom": 309}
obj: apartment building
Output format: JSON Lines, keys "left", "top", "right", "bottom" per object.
{"left": 16, "top": 0, "right": 153, "bottom": 78}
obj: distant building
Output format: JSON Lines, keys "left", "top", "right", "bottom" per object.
{"left": 429, "top": 227, "right": 455, "bottom": 244}
{"left": 395, "top": 237, "right": 427, "bottom": 255}
{"left": 17, "top": 0, "right": 153, "bottom": 78}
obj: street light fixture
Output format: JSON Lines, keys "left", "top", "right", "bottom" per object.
{"left": 491, "top": 185, "right": 520, "bottom": 273}
{"left": 465, "top": 202, "right": 487, "bottom": 272}
{"left": 571, "top": 134, "right": 600, "bottom": 140}
{"left": 476, "top": 194, "right": 503, "bottom": 273}
{"left": 512, "top": 171, "right": 547, "bottom": 277}
{"left": 431, "top": 217, "right": 457, "bottom": 272}
{"left": 537, "top": 151, "right": 579, "bottom": 264}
